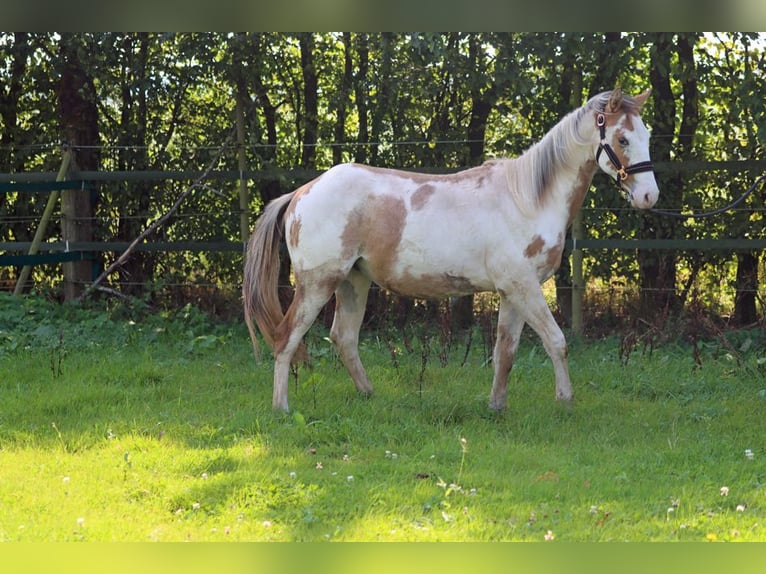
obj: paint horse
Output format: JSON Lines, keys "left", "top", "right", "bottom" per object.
{"left": 244, "top": 88, "right": 659, "bottom": 412}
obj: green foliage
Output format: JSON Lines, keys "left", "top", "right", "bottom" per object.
{"left": 1, "top": 301, "right": 765, "bottom": 541}
{"left": 1, "top": 33, "right": 765, "bottom": 321}
{"left": 0, "top": 292, "right": 236, "bottom": 357}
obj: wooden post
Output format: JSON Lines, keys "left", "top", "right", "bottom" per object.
{"left": 236, "top": 96, "right": 249, "bottom": 245}
{"left": 61, "top": 155, "right": 94, "bottom": 301}
{"left": 13, "top": 148, "right": 73, "bottom": 296}
{"left": 571, "top": 211, "right": 584, "bottom": 338}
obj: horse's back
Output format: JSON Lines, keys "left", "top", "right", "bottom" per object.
{"left": 285, "top": 162, "right": 513, "bottom": 296}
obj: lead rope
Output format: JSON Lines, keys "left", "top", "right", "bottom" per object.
{"left": 647, "top": 173, "right": 766, "bottom": 219}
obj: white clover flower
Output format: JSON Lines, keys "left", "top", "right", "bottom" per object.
{"left": 289, "top": 471, "right": 297, "bottom": 479}
{"left": 720, "top": 486, "right": 729, "bottom": 497}
{"left": 736, "top": 504, "right": 747, "bottom": 512}
{"left": 544, "top": 530, "right": 555, "bottom": 541}
{"left": 745, "top": 449, "right": 755, "bottom": 460}
{"left": 347, "top": 475, "right": 354, "bottom": 482}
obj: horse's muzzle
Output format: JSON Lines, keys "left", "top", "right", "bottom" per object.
{"left": 627, "top": 179, "right": 660, "bottom": 210}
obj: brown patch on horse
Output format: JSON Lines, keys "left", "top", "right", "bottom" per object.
{"left": 567, "top": 161, "right": 597, "bottom": 225}
{"left": 284, "top": 180, "right": 319, "bottom": 250}
{"left": 494, "top": 322, "right": 516, "bottom": 379}
{"left": 272, "top": 293, "right": 308, "bottom": 364}
{"left": 411, "top": 184, "right": 436, "bottom": 210}
{"left": 386, "top": 272, "right": 478, "bottom": 299}
{"left": 288, "top": 215, "right": 302, "bottom": 249}
{"left": 524, "top": 235, "right": 546, "bottom": 259}
{"left": 545, "top": 233, "right": 565, "bottom": 272}
{"left": 341, "top": 195, "right": 407, "bottom": 282}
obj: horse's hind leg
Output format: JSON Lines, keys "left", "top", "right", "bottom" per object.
{"left": 272, "top": 279, "right": 337, "bottom": 412}
{"left": 330, "top": 269, "right": 373, "bottom": 396}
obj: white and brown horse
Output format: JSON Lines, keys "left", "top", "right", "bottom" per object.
{"left": 244, "top": 88, "right": 659, "bottom": 412}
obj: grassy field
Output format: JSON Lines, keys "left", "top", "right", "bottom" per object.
{"left": 1, "top": 294, "right": 765, "bottom": 542}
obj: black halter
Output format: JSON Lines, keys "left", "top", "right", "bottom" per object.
{"left": 596, "top": 113, "right": 654, "bottom": 184}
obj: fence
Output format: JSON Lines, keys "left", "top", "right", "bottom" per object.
{"left": 1, "top": 156, "right": 765, "bottom": 333}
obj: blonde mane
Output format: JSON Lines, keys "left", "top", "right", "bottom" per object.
{"left": 504, "top": 90, "right": 642, "bottom": 218}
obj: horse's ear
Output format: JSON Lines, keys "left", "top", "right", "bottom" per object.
{"left": 607, "top": 87, "right": 624, "bottom": 113}
{"left": 633, "top": 89, "right": 652, "bottom": 108}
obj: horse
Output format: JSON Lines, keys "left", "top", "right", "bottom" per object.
{"left": 243, "top": 88, "right": 659, "bottom": 413}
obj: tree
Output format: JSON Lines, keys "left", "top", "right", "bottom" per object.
{"left": 56, "top": 33, "right": 100, "bottom": 300}
{"left": 1, "top": 33, "right": 764, "bottom": 326}
{"left": 729, "top": 34, "right": 765, "bottom": 325}
{"left": 637, "top": 33, "right": 685, "bottom": 318}
{"left": 0, "top": 33, "right": 33, "bottom": 251}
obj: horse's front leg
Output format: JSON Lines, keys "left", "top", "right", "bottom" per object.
{"left": 515, "top": 283, "right": 573, "bottom": 403}
{"left": 489, "top": 298, "right": 525, "bottom": 410}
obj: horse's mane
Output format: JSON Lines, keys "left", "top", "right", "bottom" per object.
{"left": 504, "top": 90, "right": 641, "bottom": 217}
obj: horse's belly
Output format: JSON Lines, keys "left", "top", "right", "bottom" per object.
{"left": 358, "top": 255, "right": 492, "bottom": 299}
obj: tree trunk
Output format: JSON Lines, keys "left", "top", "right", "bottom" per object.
{"left": 733, "top": 37, "right": 762, "bottom": 326}
{"left": 299, "top": 33, "right": 318, "bottom": 169}
{"left": 638, "top": 33, "right": 681, "bottom": 318}
{"left": 250, "top": 33, "right": 282, "bottom": 207}
{"left": 353, "top": 34, "right": 370, "bottom": 164}
{"left": 56, "top": 34, "right": 99, "bottom": 301}
{"left": 333, "top": 33, "right": 353, "bottom": 166}
{"left": 733, "top": 252, "right": 759, "bottom": 325}
{"left": 115, "top": 33, "right": 153, "bottom": 297}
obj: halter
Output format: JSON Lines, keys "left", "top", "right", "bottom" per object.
{"left": 596, "top": 113, "right": 654, "bottom": 185}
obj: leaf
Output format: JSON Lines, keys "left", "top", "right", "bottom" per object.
{"left": 292, "top": 411, "right": 306, "bottom": 427}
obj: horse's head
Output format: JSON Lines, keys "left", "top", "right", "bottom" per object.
{"left": 594, "top": 88, "right": 659, "bottom": 209}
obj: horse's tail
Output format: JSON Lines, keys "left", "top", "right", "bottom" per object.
{"left": 243, "top": 191, "right": 297, "bottom": 361}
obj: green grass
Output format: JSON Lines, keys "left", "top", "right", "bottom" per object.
{"left": 1, "top": 295, "right": 765, "bottom": 541}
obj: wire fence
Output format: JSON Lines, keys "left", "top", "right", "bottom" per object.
{"left": 1, "top": 154, "right": 765, "bottom": 330}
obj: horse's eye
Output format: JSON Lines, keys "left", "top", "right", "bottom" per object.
{"left": 618, "top": 136, "right": 629, "bottom": 146}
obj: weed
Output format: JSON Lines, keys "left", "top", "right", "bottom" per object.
{"left": 49, "top": 330, "right": 64, "bottom": 378}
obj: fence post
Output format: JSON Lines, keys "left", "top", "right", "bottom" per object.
{"left": 13, "top": 148, "right": 73, "bottom": 296}
{"left": 571, "top": 211, "right": 584, "bottom": 338}
{"left": 61, "top": 155, "right": 94, "bottom": 301}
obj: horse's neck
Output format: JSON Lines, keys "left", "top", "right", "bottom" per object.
{"left": 535, "top": 140, "right": 598, "bottom": 226}
{"left": 559, "top": 159, "right": 598, "bottom": 226}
